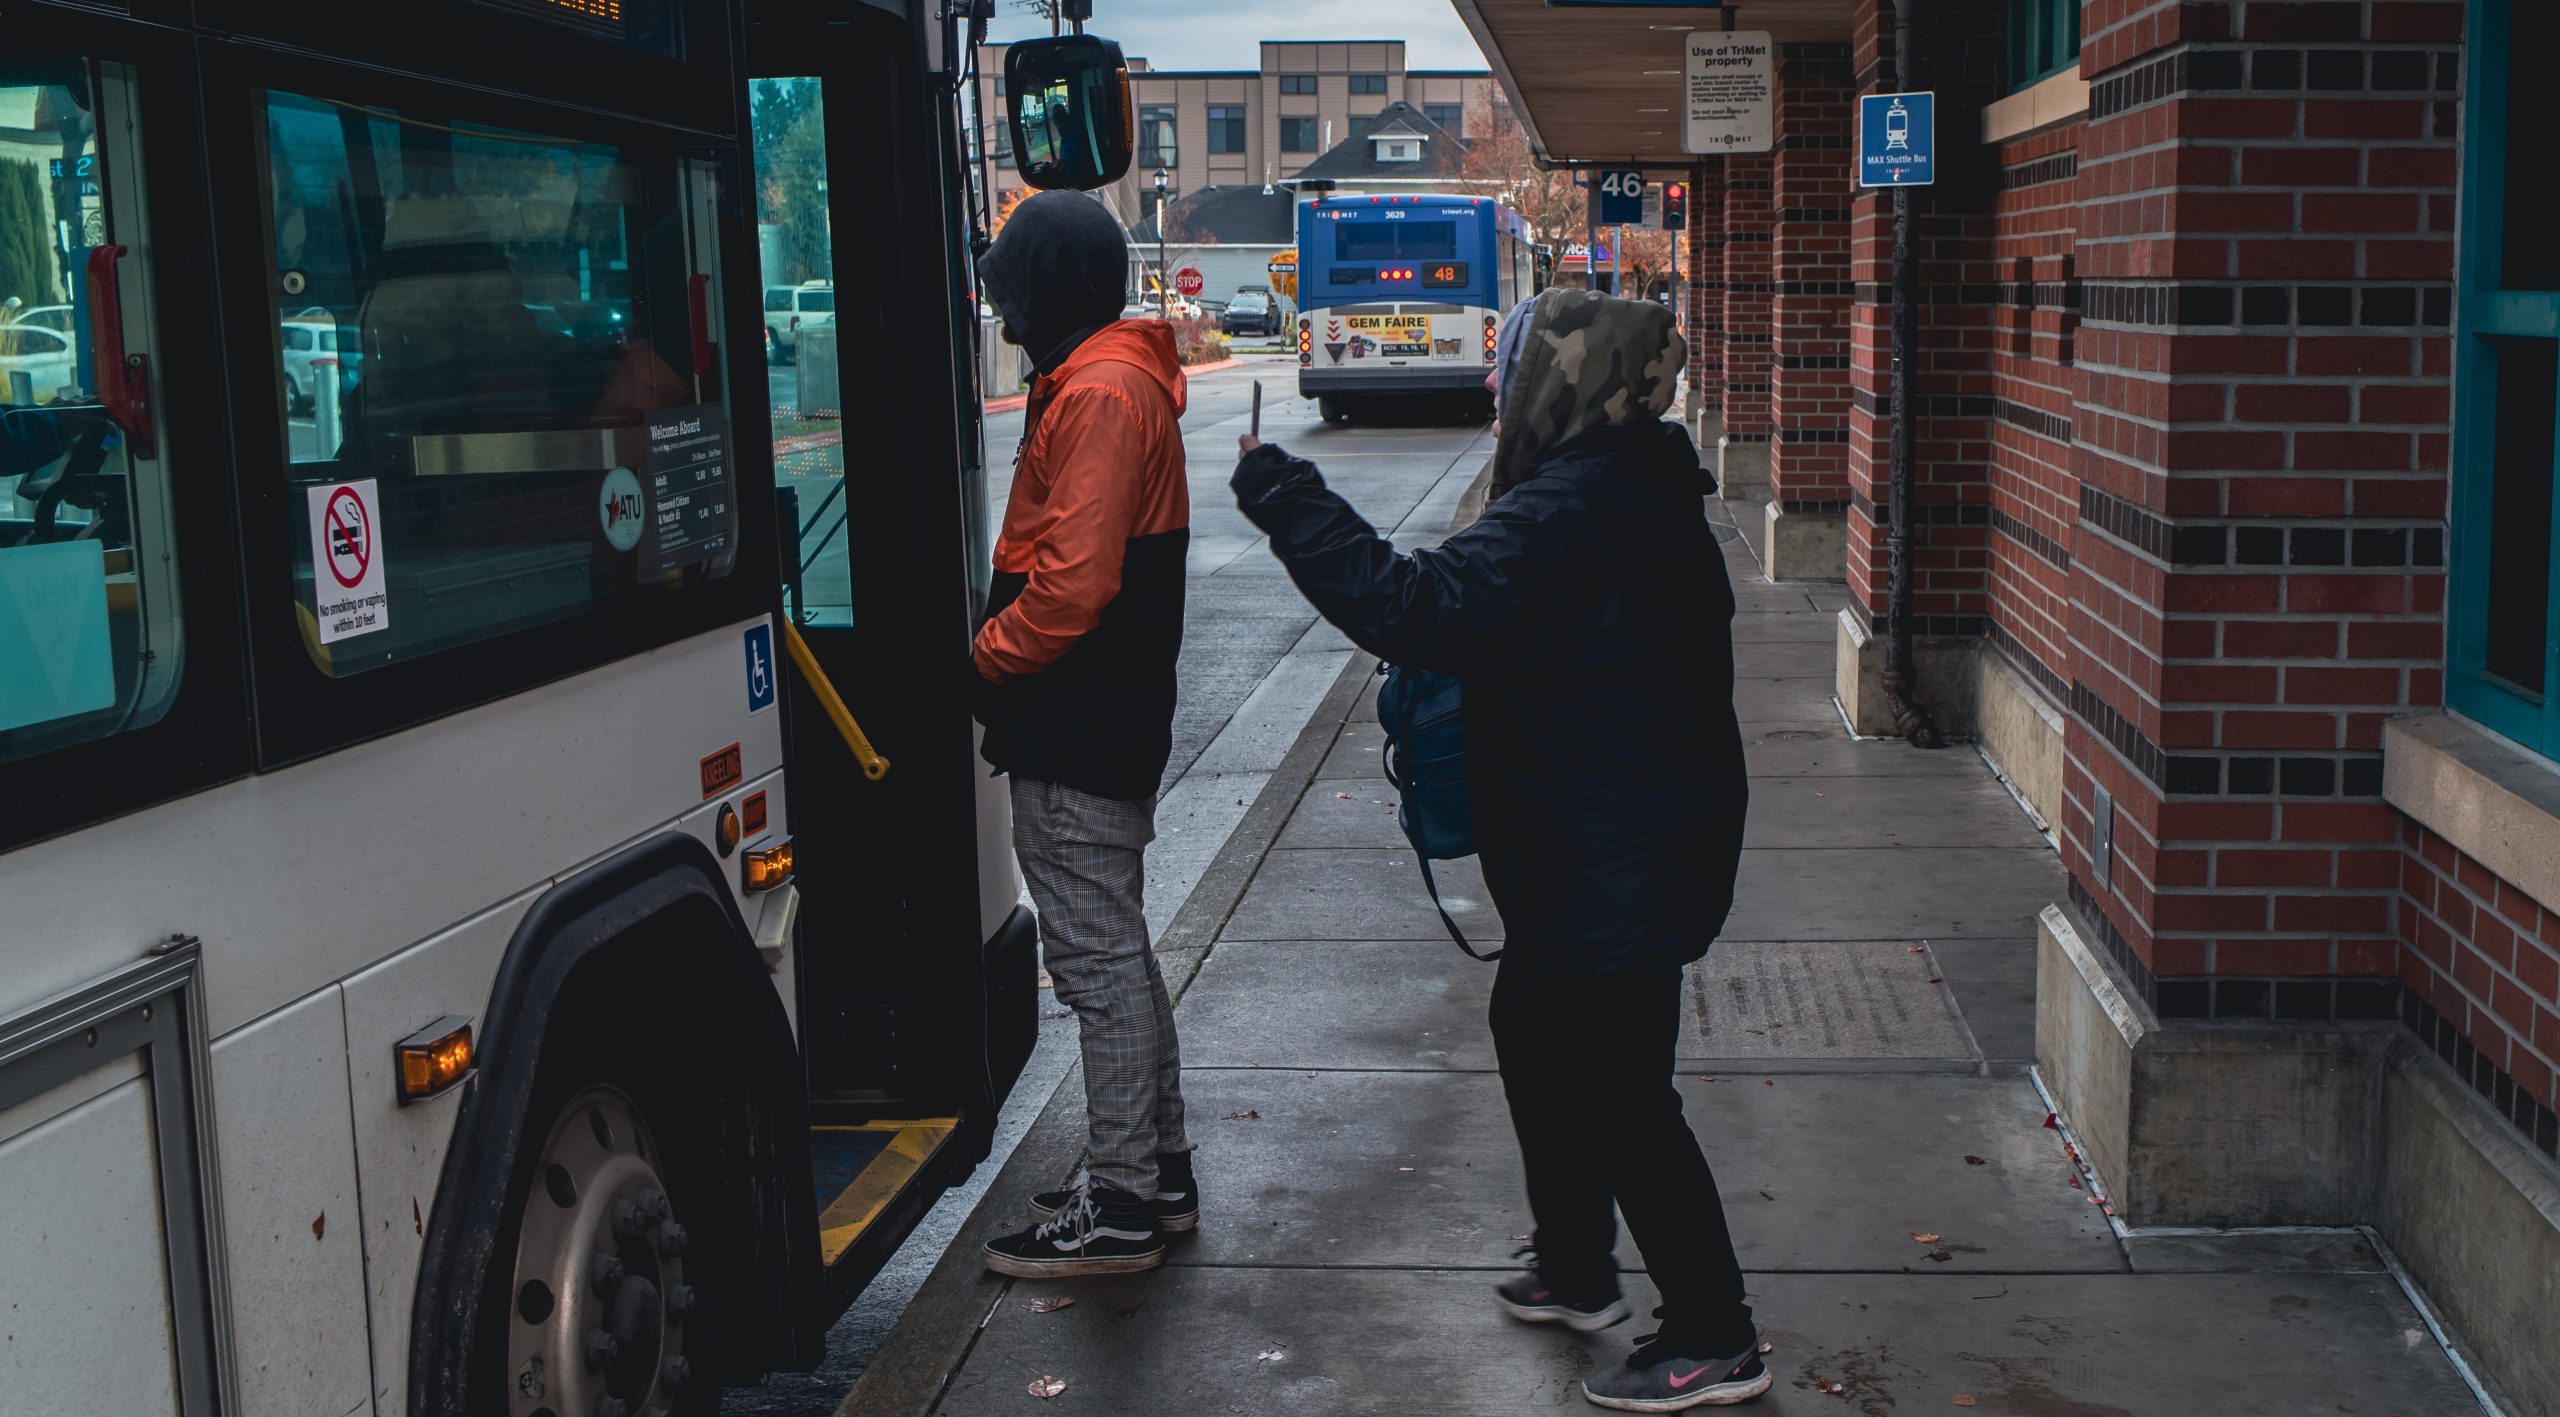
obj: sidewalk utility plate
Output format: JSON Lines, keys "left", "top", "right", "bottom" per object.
{"left": 1682, "top": 940, "right": 1975, "bottom": 1060}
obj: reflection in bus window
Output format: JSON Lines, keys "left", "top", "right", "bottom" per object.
{"left": 751, "top": 77, "right": 851, "bottom": 628}
{"left": 0, "top": 57, "right": 183, "bottom": 768}
{"left": 260, "top": 91, "right": 734, "bottom": 675}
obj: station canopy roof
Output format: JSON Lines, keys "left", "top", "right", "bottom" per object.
{"left": 1449, "top": 0, "right": 1852, "bottom": 168}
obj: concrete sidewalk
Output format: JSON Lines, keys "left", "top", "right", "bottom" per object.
{"left": 838, "top": 493, "right": 2486, "bottom": 1417}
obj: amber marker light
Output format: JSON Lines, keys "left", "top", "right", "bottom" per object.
{"left": 395, "top": 1017, "right": 475, "bottom": 1103}
{"left": 743, "top": 838, "right": 795, "bottom": 893}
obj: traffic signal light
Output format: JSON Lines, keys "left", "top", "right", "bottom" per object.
{"left": 1662, "top": 183, "right": 1688, "bottom": 231}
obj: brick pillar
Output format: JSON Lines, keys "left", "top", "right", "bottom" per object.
{"left": 1837, "top": 0, "right": 2005, "bottom": 733}
{"left": 2034, "top": 0, "right": 2465, "bottom": 1233}
{"left": 1764, "top": 42, "right": 1856, "bottom": 580}
{"left": 1688, "top": 159, "right": 1724, "bottom": 454}
{"left": 1719, "top": 154, "right": 1774, "bottom": 500}
{"left": 2062, "top": 0, "right": 2457, "bottom": 1024}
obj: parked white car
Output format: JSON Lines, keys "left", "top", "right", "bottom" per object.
{"left": 280, "top": 316, "right": 342, "bottom": 416}
{"left": 763, "top": 280, "right": 834, "bottom": 364}
{"left": 12, "top": 305, "right": 76, "bottom": 336}
{"left": 0, "top": 323, "right": 75, "bottom": 405}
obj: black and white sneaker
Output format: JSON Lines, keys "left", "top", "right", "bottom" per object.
{"left": 982, "top": 1182, "right": 1165, "bottom": 1278}
{"left": 1030, "top": 1151, "right": 1200, "bottom": 1233}
{"left": 1581, "top": 1332, "right": 1770, "bottom": 1411}
{"left": 1495, "top": 1255, "right": 1631, "bottom": 1332}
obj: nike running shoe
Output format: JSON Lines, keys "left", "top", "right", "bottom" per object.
{"left": 1495, "top": 1249, "right": 1631, "bottom": 1332}
{"left": 1581, "top": 1335, "right": 1770, "bottom": 1411}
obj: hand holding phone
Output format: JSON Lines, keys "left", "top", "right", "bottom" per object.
{"left": 1251, "top": 380, "right": 1263, "bottom": 440}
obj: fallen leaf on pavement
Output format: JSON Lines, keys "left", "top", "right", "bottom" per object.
{"left": 1963, "top": 1155, "right": 1987, "bottom": 1166}
{"left": 1758, "top": 1342, "right": 1775, "bottom": 1355}
{"left": 1256, "top": 1349, "right": 1284, "bottom": 1362}
{"left": 1925, "top": 976, "right": 1943, "bottom": 983}
{"left": 1951, "top": 1397, "right": 1978, "bottom": 1407}
{"left": 1906, "top": 946, "right": 1926, "bottom": 953}
{"left": 1911, "top": 1232, "right": 1941, "bottom": 1244}
{"left": 1027, "top": 1297, "right": 1075, "bottom": 1314}
{"left": 1927, "top": 1249, "right": 1953, "bottom": 1262}
{"left": 1765, "top": 1079, "right": 1775, "bottom": 1086}
{"left": 1336, "top": 792, "right": 1352, "bottom": 799}
{"left": 1224, "top": 1110, "right": 1261, "bottom": 1120}
{"left": 1820, "top": 1380, "right": 1847, "bottom": 1395}
{"left": 1028, "top": 1376, "right": 1067, "bottom": 1399}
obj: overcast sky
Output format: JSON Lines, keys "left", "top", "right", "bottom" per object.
{"left": 986, "top": 0, "right": 1491, "bottom": 71}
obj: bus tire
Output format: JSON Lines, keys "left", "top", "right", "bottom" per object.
{"left": 483, "top": 1038, "right": 722, "bottom": 1416}
{"left": 1319, "top": 394, "right": 1349, "bottom": 424}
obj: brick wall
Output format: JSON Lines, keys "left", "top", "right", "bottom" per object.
{"left": 1986, "top": 121, "right": 2084, "bottom": 705}
{"left": 1689, "top": 159, "right": 1724, "bottom": 419}
{"left": 1721, "top": 154, "right": 1775, "bottom": 452}
{"left": 2060, "top": 0, "right": 2464, "bottom": 1034}
{"left": 1769, "top": 44, "right": 1857, "bottom": 515}
{"left": 1845, "top": 2, "right": 2006, "bottom": 646}
{"left": 2402, "top": 820, "right": 2560, "bottom": 1158}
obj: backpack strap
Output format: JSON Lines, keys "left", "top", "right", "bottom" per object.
{"left": 1420, "top": 857, "right": 1503, "bottom": 963}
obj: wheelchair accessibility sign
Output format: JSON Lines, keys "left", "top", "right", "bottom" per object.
{"left": 1858, "top": 91, "right": 1934, "bottom": 187}
{"left": 744, "top": 623, "right": 776, "bottom": 713}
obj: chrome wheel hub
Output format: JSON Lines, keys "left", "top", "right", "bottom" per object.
{"left": 507, "top": 1087, "right": 693, "bottom": 1417}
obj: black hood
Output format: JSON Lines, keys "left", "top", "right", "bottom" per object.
{"left": 977, "top": 190, "right": 1128, "bottom": 373}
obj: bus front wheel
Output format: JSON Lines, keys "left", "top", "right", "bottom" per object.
{"left": 494, "top": 1083, "right": 716, "bottom": 1417}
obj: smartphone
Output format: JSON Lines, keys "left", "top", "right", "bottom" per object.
{"left": 1250, "top": 380, "right": 1263, "bottom": 440}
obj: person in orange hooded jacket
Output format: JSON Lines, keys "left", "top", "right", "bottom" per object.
{"left": 968, "top": 191, "right": 1197, "bottom": 1279}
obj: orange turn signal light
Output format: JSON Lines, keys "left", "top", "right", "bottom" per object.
{"left": 395, "top": 1017, "right": 475, "bottom": 1103}
{"left": 743, "top": 838, "right": 795, "bottom": 893}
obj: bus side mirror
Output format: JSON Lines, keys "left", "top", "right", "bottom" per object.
{"left": 1005, "top": 35, "right": 1133, "bottom": 193}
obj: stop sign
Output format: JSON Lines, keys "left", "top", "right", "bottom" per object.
{"left": 1175, "top": 267, "right": 1205, "bottom": 298}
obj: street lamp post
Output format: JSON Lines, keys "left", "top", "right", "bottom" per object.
{"left": 1153, "top": 168, "right": 1172, "bottom": 318}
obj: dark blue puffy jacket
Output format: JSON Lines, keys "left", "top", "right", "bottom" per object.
{"left": 1233, "top": 419, "right": 1747, "bottom": 975}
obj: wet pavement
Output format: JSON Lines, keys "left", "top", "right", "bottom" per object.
{"left": 807, "top": 463, "right": 2486, "bottom": 1415}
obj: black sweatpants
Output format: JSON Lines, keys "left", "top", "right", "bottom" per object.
{"left": 1488, "top": 960, "right": 1755, "bottom": 1353}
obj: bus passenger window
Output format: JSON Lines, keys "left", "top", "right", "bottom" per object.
{"left": 259, "top": 92, "right": 735, "bottom": 676}
{"left": 0, "top": 57, "right": 184, "bottom": 767}
{"left": 750, "top": 77, "right": 853, "bottom": 628}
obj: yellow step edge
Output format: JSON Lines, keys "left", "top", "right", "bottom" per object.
{"left": 815, "top": 1118, "right": 959, "bottom": 1266}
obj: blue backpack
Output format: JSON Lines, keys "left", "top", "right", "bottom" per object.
{"left": 1376, "top": 664, "right": 1501, "bottom": 962}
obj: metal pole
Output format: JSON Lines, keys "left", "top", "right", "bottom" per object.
{"left": 1884, "top": 0, "right": 1943, "bottom": 748}
{"left": 1585, "top": 199, "right": 1597, "bottom": 292}
{"left": 1613, "top": 223, "right": 1623, "bottom": 297}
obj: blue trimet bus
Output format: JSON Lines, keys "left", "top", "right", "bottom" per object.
{"left": 1295, "top": 193, "right": 1539, "bottom": 422}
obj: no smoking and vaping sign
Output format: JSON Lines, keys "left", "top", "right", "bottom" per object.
{"left": 307, "top": 478, "right": 390, "bottom": 644}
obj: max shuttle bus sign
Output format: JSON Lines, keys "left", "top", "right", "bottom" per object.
{"left": 1858, "top": 91, "right": 1936, "bottom": 187}
{"left": 307, "top": 478, "right": 388, "bottom": 644}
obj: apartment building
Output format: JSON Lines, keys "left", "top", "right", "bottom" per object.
{"left": 970, "top": 39, "right": 1491, "bottom": 228}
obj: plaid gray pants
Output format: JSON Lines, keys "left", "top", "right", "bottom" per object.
{"left": 1010, "top": 777, "right": 1191, "bottom": 1198}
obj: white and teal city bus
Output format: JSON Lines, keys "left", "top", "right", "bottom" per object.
{"left": 1294, "top": 191, "right": 1541, "bottom": 423}
{"left": 0, "top": 3, "right": 1131, "bottom": 1413}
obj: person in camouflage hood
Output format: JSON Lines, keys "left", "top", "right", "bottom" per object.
{"left": 1230, "top": 292, "right": 1766, "bottom": 1410}
{"left": 1486, "top": 287, "right": 1688, "bottom": 499}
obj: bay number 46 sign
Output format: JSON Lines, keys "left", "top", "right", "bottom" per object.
{"left": 1591, "top": 169, "right": 1647, "bottom": 226}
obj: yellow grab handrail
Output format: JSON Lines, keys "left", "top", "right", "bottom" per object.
{"left": 780, "top": 619, "right": 891, "bottom": 781}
